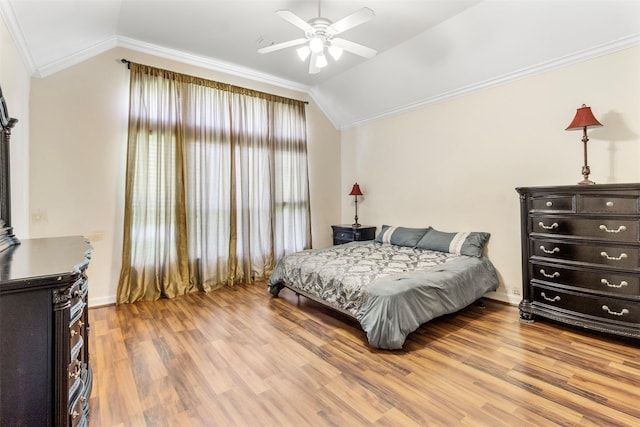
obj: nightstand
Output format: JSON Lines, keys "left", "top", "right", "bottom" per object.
{"left": 331, "top": 225, "right": 376, "bottom": 245}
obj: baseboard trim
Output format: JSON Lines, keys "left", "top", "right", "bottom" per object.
{"left": 484, "top": 290, "right": 521, "bottom": 306}
{"left": 88, "top": 295, "right": 117, "bottom": 308}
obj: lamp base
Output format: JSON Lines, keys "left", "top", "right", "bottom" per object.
{"left": 579, "top": 165, "right": 595, "bottom": 185}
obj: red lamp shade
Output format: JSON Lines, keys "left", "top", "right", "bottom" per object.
{"left": 566, "top": 104, "right": 602, "bottom": 130}
{"left": 349, "top": 183, "right": 363, "bottom": 196}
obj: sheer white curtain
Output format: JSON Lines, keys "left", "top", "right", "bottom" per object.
{"left": 117, "top": 63, "right": 310, "bottom": 304}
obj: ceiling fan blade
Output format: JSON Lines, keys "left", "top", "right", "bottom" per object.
{"left": 276, "top": 10, "right": 314, "bottom": 33}
{"left": 331, "top": 38, "right": 377, "bottom": 59}
{"left": 258, "top": 38, "right": 308, "bottom": 54}
{"left": 326, "top": 7, "right": 375, "bottom": 36}
{"left": 309, "top": 51, "right": 320, "bottom": 74}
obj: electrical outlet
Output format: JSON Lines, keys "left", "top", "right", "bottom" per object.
{"left": 31, "top": 209, "right": 48, "bottom": 224}
{"left": 508, "top": 288, "right": 521, "bottom": 296}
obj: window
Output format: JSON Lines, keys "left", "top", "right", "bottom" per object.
{"left": 117, "top": 63, "right": 310, "bottom": 303}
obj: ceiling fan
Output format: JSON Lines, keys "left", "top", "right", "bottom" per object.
{"left": 258, "top": 1, "right": 377, "bottom": 74}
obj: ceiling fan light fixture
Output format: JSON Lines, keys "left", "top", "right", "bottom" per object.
{"left": 296, "top": 45, "right": 311, "bottom": 61}
{"left": 315, "top": 53, "right": 328, "bottom": 68}
{"left": 309, "top": 36, "right": 324, "bottom": 53}
{"left": 261, "top": 5, "right": 377, "bottom": 74}
{"left": 328, "top": 44, "right": 343, "bottom": 61}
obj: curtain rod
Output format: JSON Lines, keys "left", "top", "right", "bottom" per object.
{"left": 119, "top": 58, "right": 309, "bottom": 105}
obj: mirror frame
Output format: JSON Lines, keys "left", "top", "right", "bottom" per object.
{"left": 0, "top": 85, "right": 20, "bottom": 249}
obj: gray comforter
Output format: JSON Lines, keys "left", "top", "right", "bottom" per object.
{"left": 268, "top": 241, "right": 499, "bottom": 350}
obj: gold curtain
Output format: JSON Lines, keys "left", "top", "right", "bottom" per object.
{"left": 117, "top": 63, "right": 310, "bottom": 304}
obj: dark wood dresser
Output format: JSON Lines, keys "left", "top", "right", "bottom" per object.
{"left": 331, "top": 225, "right": 376, "bottom": 245}
{"left": 516, "top": 184, "right": 640, "bottom": 339}
{"left": 0, "top": 236, "right": 93, "bottom": 426}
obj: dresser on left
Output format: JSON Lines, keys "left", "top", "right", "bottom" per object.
{"left": 0, "top": 236, "right": 93, "bottom": 426}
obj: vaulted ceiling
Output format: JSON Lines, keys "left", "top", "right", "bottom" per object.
{"left": 1, "top": 0, "right": 639, "bottom": 129}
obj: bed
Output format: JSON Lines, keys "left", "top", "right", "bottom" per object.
{"left": 267, "top": 225, "right": 500, "bottom": 350}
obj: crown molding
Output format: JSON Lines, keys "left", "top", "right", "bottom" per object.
{"left": 306, "top": 89, "right": 340, "bottom": 130}
{"left": 35, "top": 36, "right": 118, "bottom": 78}
{"left": 0, "top": 0, "right": 36, "bottom": 75}
{"left": 340, "top": 33, "right": 640, "bottom": 130}
{"left": 29, "top": 33, "right": 311, "bottom": 93}
{"left": 116, "top": 36, "right": 311, "bottom": 94}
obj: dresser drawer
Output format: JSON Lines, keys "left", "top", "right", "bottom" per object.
{"left": 531, "top": 217, "right": 639, "bottom": 242}
{"left": 335, "top": 230, "right": 355, "bottom": 241}
{"left": 580, "top": 195, "right": 640, "bottom": 213}
{"left": 531, "top": 262, "right": 640, "bottom": 298}
{"left": 533, "top": 285, "right": 640, "bottom": 325}
{"left": 531, "top": 195, "right": 575, "bottom": 212}
{"left": 532, "top": 238, "right": 640, "bottom": 269}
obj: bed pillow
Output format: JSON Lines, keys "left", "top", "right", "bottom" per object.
{"left": 374, "top": 225, "right": 431, "bottom": 247}
{"left": 416, "top": 228, "right": 490, "bottom": 257}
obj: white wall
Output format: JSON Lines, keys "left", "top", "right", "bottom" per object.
{"left": 341, "top": 46, "right": 640, "bottom": 304}
{"left": 306, "top": 100, "right": 342, "bottom": 247}
{"left": 28, "top": 47, "right": 341, "bottom": 306}
{"left": 0, "top": 14, "right": 30, "bottom": 237}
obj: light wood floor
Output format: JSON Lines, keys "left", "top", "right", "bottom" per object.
{"left": 88, "top": 283, "right": 640, "bottom": 427}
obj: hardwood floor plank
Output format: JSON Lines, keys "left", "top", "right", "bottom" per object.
{"left": 507, "top": 369, "right": 640, "bottom": 426}
{"left": 263, "top": 372, "right": 332, "bottom": 424}
{"left": 375, "top": 407, "right": 422, "bottom": 427}
{"left": 88, "top": 282, "right": 640, "bottom": 426}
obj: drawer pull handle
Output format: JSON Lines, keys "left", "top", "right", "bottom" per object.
{"left": 539, "top": 246, "right": 560, "bottom": 254}
{"left": 545, "top": 201, "right": 553, "bottom": 207}
{"left": 600, "top": 251, "right": 627, "bottom": 261}
{"left": 606, "top": 201, "right": 614, "bottom": 207}
{"left": 599, "top": 225, "right": 627, "bottom": 233}
{"left": 602, "top": 305, "right": 629, "bottom": 316}
{"left": 538, "top": 222, "right": 559, "bottom": 230}
{"left": 540, "top": 269, "right": 560, "bottom": 278}
{"left": 540, "top": 292, "right": 561, "bottom": 302}
{"left": 601, "top": 279, "right": 629, "bottom": 288}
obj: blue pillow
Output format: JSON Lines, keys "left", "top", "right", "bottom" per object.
{"left": 416, "top": 228, "right": 490, "bottom": 257}
{"left": 374, "top": 225, "right": 431, "bottom": 247}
